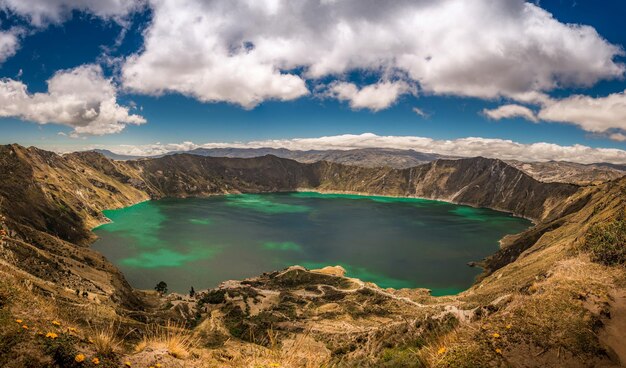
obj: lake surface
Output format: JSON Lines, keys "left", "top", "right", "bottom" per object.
{"left": 92, "top": 192, "right": 531, "bottom": 296}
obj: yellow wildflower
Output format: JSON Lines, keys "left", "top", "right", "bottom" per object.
{"left": 51, "top": 320, "right": 61, "bottom": 326}
{"left": 155, "top": 364, "right": 162, "bottom": 368}
{"left": 506, "top": 324, "right": 512, "bottom": 329}
{"left": 75, "top": 354, "right": 85, "bottom": 363}
{"left": 68, "top": 327, "right": 78, "bottom": 333}
{"left": 15, "top": 319, "right": 23, "bottom": 323}
{"left": 268, "top": 364, "right": 280, "bottom": 368}
{"left": 492, "top": 333, "right": 500, "bottom": 338}
{"left": 495, "top": 348, "right": 502, "bottom": 354}
{"left": 125, "top": 362, "right": 132, "bottom": 367}
{"left": 92, "top": 357, "right": 100, "bottom": 365}
{"left": 46, "top": 332, "right": 58, "bottom": 339}
{"left": 437, "top": 347, "right": 447, "bottom": 355}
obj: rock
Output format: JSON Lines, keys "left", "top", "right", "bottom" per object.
{"left": 310, "top": 265, "right": 347, "bottom": 277}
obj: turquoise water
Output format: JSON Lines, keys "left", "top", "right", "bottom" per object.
{"left": 92, "top": 193, "right": 531, "bottom": 296}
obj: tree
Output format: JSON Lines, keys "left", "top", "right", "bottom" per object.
{"left": 155, "top": 281, "right": 168, "bottom": 295}
{"left": 189, "top": 286, "right": 196, "bottom": 298}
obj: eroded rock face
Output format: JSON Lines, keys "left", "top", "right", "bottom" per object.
{"left": 128, "top": 154, "right": 578, "bottom": 222}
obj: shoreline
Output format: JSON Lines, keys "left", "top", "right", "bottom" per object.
{"left": 89, "top": 190, "right": 534, "bottom": 297}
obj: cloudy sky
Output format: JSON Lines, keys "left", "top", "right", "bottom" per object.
{"left": 1, "top": 0, "right": 626, "bottom": 163}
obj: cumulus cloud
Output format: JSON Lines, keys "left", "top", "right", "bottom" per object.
{"left": 121, "top": 0, "right": 624, "bottom": 109}
{"left": 537, "top": 90, "right": 626, "bottom": 133}
{"left": 0, "top": 0, "right": 144, "bottom": 26}
{"left": 0, "top": 0, "right": 144, "bottom": 67}
{"left": 0, "top": 29, "right": 19, "bottom": 63}
{"left": 483, "top": 104, "right": 538, "bottom": 122}
{"left": 485, "top": 90, "right": 626, "bottom": 139}
{"left": 327, "top": 81, "right": 413, "bottom": 111}
{"left": 101, "top": 133, "right": 626, "bottom": 165}
{"left": 0, "top": 64, "right": 145, "bottom": 135}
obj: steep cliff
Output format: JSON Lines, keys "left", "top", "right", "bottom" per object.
{"left": 128, "top": 153, "right": 579, "bottom": 222}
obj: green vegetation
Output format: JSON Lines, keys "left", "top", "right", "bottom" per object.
{"left": 582, "top": 211, "right": 626, "bottom": 266}
{"left": 154, "top": 281, "right": 168, "bottom": 295}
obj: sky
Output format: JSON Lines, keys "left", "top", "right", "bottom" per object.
{"left": 1, "top": 0, "right": 626, "bottom": 163}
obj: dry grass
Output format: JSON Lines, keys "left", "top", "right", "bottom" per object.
{"left": 135, "top": 320, "right": 197, "bottom": 359}
{"left": 234, "top": 328, "right": 330, "bottom": 368}
{"left": 89, "top": 323, "right": 124, "bottom": 356}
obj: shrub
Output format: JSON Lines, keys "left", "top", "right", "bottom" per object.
{"left": 582, "top": 212, "right": 626, "bottom": 266}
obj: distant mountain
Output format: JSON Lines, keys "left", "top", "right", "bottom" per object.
{"left": 86, "top": 149, "right": 145, "bottom": 161}
{"left": 506, "top": 160, "right": 626, "bottom": 185}
{"left": 185, "top": 147, "right": 451, "bottom": 168}
{"left": 182, "top": 147, "right": 626, "bottom": 184}
{"left": 80, "top": 147, "right": 626, "bottom": 185}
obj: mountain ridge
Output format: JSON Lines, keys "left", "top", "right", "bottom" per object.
{"left": 0, "top": 143, "right": 624, "bottom": 367}
{"left": 91, "top": 146, "right": 626, "bottom": 185}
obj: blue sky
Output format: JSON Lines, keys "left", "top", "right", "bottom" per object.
{"left": 0, "top": 0, "right": 626, "bottom": 163}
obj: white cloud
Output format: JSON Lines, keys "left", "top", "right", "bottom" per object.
{"left": 0, "top": 29, "right": 19, "bottom": 63}
{"left": 486, "top": 90, "right": 626, "bottom": 140}
{"left": 0, "top": 0, "right": 144, "bottom": 66}
{"left": 99, "top": 133, "right": 626, "bottom": 165}
{"left": 483, "top": 104, "right": 538, "bottom": 122}
{"left": 609, "top": 133, "right": 626, "bottom": 142}
{"left": 412, "top": 107, "right": 428, "bottom": 117}
{"left": 327, "top": 81, "right": 413, "bottom": 111}
{"left": 121, "top": 0, "right": 624, "bottom": 109}
{"left": 0, "top": 64, "right": 145, "bottom": 135}
{"left": 0, "top": 0, "right": 144, "bottom": 27}
{"left": 537, "top": 90, "right": 626, "bottom": 134}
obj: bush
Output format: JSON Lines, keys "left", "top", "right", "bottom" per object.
{"left": 582, "top": 212, "right": 626, "bottom": 266}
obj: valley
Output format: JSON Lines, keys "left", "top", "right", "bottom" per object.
{"left": 0, "top": 143, "right": 624, "bottom": 367}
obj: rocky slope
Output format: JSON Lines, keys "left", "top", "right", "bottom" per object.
{"left": 507, "top": 160, "right": 626, "bottom": 185}
{"left": 95, "top": 146, "right": 626, "bottom": 185}
{"left": 0, "top": 143, "right": 624, "bottom": 367}
{"left": 124, "top": 153, "right": 579, "bottom": 222}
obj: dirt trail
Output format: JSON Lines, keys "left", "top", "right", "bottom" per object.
{"left": 600, "top": 290, "right": 626, "bottom": 366}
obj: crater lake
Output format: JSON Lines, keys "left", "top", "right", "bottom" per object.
{"left": 92, "top": 192, "right": 532, "bottom": 296}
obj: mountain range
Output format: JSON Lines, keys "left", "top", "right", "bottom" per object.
{"left": 92, "top": 147, "right": 626, "bottom": 185}
{"left": 0, "top": 143, "right": 624, "bottom": 367}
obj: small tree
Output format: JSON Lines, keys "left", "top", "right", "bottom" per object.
{"left": 189, "top": 286, "right": 196, "bottom": 298}
{"left": 155, "top": 281, "right": 168, "bottom": 295}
